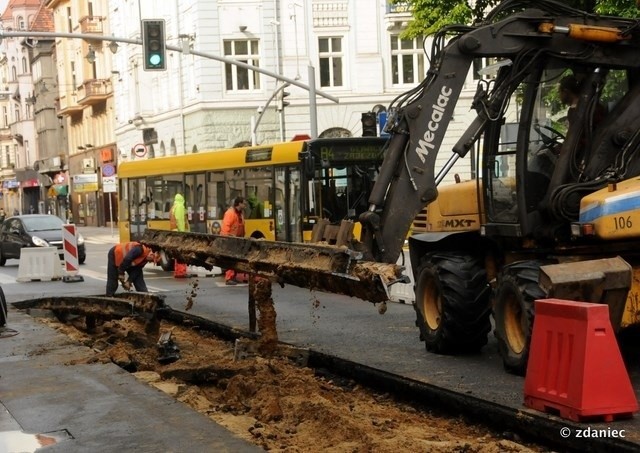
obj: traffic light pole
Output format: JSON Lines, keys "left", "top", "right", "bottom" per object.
{"left": 0, "top": 30, "right": 338, "bottom": 138}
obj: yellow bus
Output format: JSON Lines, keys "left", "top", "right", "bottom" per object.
{"left": 117, "top": 137, "right": 388, "bottom": 270}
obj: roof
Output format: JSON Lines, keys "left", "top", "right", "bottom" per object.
{"left": 28, "top": 1, "right": 53, "bottom": 32}
{"left": 1, "top": 0, "right": 46, "bottom": 22}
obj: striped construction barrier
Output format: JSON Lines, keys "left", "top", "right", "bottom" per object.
{"left": 16, "top": 247, "right": 64, "bottom": 282}
{"left": 62, "top": 224, "right": 84, "bottom": 283}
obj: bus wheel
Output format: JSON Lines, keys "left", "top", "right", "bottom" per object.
{"left": 159, "top": 250, "right": 175, "bottom": 272}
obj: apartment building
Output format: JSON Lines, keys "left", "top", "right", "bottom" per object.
{"left": 0, "top": 0, "right": 483, "bottom": 226}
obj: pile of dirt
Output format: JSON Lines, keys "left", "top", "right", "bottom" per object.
{"left": 40, "top": 314, "right": 547, "bottom": 452}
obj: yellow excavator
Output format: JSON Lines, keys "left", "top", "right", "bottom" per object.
{"left": 143, "top": 0, "right": 640, "bottom": 375}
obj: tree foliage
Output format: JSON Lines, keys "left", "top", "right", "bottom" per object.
{"left": 393, "top": 0, "right": 637, "bottom": 37}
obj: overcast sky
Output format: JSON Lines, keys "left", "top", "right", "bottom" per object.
{"left": 0, "top": 1, "right": 7, "bottom": 18}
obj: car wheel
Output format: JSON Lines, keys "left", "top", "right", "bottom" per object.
{"left": 0, "top": 247, "right": 6, "bottom": 266}
{"left": 79, "top": 254, "right": 86, "bottom": 264}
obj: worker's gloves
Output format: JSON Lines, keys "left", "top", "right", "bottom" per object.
{"left": 118, "top": 274, "right": 132, "bottom": 291}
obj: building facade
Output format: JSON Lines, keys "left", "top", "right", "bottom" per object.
{"left": 0, "top": 0, "right": 487, "bottom": 226}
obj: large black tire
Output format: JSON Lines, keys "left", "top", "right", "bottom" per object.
{"left": 413, "top": 252, "right": 492, "bottom": 354}
{"left": 159, "top": 250, "right": 175, "bottom": 272}
{"left": 493, "top": 260, "right": 546, "bottom": 376}
{"left": 0, "top": 247, "right": 5, "bottom": 266}
{"left": 0, "top": 286, "right": 7, "bottom": 327}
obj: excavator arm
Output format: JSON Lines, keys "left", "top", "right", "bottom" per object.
{"left": 360, "top": 2, "right": 640, "bottom": 264}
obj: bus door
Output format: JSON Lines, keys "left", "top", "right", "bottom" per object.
{"left": 274, "top": 166, "right": 302, "bottom": 242}
{"left": 128, "top": 177, "right": 147, "bottom": 241}
{"left": 184, "top": 173, "right": 207, "bottom": 233}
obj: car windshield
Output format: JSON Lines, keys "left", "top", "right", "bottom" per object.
{"left": 21, "top": 216, "right": 64, "bottom": 232}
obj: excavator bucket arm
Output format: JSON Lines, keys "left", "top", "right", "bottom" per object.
{"left": 141, "top": 229, "right": 404, "bottom": 303}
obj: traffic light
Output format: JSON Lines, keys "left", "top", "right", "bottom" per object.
{"left": 142, "top": 19, "right": 166, "bottom": 71}
{"left": 361, "top": 112, "right": 377, "bottom": 136}
{"left": 277, "top": 90, "right": 290, "bottom": 111}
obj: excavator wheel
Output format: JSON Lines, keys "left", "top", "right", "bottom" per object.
{"left": 493, "top": 261, "right": 546, "bottom": 376}
{"left": 413, "top": 252, "right": 491, "bottom": 354}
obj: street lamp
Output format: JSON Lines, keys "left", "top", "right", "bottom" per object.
{"left": 108, "top": 41, "right": 119, "bottom": 54}
{"left": 85, "top": 45, "right": 96, "bottom": 64}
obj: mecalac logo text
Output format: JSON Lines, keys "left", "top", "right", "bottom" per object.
{"left": 415, "top": 86, "right": 452, "bottom": 163}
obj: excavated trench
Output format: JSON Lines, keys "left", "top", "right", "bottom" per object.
{"left": 13, "top": 289, "right": 555, "bottom": 452}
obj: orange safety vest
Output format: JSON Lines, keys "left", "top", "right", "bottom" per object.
{"left": 221, "top": 207, "right": 245, "bottom": 237}
{"left": 113, "top": 242, "right": 151, "bottom": 268}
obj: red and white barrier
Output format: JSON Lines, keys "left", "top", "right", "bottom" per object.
{"left": 62, "top": 224, "right": 84, "bottom": 282}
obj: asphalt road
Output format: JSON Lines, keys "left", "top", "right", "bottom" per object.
{"left": 2, "top": 226, "right": 640, "bottom": 452}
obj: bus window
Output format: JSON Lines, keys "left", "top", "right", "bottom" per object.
{"left": 147, "top": 177, "right": 163, "bottom": 220}
{"left": 288, "top": 168, "right": 302, "bottom": 242}
{"left": 184, "top": 173, "right": 206, "bottom": 233}
{"left": 128, "top": 178, "right": 147, "bottom": 241}
{"left": 207, "top": 171, "right": 225, "bottom": 223}
{"left": 273, "top": 180, "right": 286, "bottom": 241}
{"left": 225, "top": 169, "right": 244, "bottom": 207}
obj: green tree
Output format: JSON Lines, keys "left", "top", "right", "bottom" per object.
{"left": 393, "top": 0, "right": 635, "bottom": 37}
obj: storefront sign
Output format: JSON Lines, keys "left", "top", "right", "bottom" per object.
{"left": 2, "top": 180, "right": 19, "bottom": 189}
{"left": 54, "top": 172, "right": 67, "bottom": 184}
{"left": 20, "top": 179, "right": 40, "bottom": 188}
{"left": 72, "top": 173, "right": 98, "bottom": 192}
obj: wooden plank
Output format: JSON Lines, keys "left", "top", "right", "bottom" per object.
{"left": 336, "top": 220, "right": 354, "bottom": 247}
{"left": 310, "top": 218, "right": 330, "bottom": 243}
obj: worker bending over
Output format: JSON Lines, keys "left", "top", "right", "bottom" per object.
{"left": 106, "top": 242, "right": 158, "bottom": 296}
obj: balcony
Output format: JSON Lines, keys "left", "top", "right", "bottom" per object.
{"left": 79, "top": 15, "right": 103, "bottom": 39}
{"left": 77, "top": 79, "right": 112, "bottom": 106}
{"left": 56, "top": 93, "right": 84, "bottom": 116}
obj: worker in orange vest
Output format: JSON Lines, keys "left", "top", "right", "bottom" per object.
{"left": 106, "top": 242, "right": 158, "bottom": 296}
{"left": 221, "top": 196, "right": 247, "bottom": 285}
{"left": 169, "top": 193, "right": 190, "bottom": 278}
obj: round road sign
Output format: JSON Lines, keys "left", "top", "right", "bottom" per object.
{"left": 133, "top": 144, "right": 147, "bottom": 157}
{"left": 102, "top": 164, "right": 116, "bottom": 177}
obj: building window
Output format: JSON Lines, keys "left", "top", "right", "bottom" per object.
{"left": 67, "top": 7, "right": 72, "bottom": 32}
{"left": 2, "top": 107, "right": 7, "bottom": 127}
{"left": 17, "top": 16, "right": 25, "bottom": 30}
{"left": 223, "top": 39, "right": 260, "bottom": 91}
{"left": 71, "top": 62, "right": 77, "bottom": 90}
{"left": 21, "top": 57, "right": 27, "bottom": 74}
{"left": 11, "top": 66, "right": 16, "bottom": 81}
{"left": 318, "top": 37, "right": 343, "bottom": 87}
{"left": 13, "top": 106, "right": 20, "bottom": 123}
{"left": 390, "top": 35, "right": 424, "bottom": 86}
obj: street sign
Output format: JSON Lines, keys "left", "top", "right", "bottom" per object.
{"left": 102, "top": 175, "right": 117, "bottom": 193}
{"left": 102, "top": 163, "right": 116, "bottom": 177}
{"left": 133, "top": 144, "right": 147, "bottom": 158}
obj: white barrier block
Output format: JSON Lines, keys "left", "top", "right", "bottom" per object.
{"left": 389, "top": 250, "right": 415, "bottom": 304}
{"left": 17, "top": 247, "right": 64, "bottom": 282}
